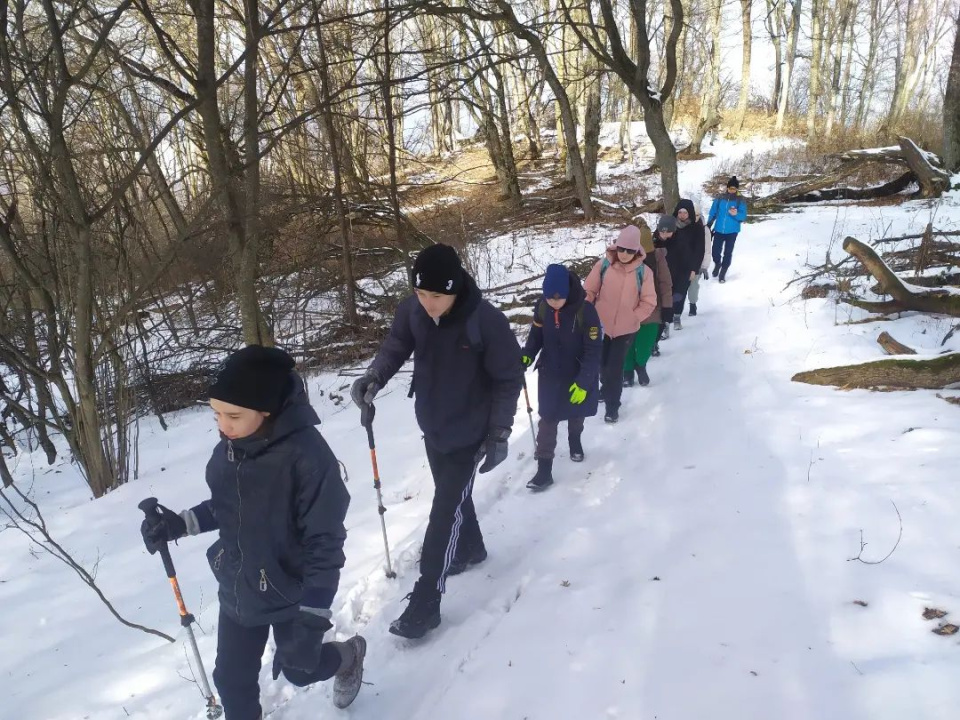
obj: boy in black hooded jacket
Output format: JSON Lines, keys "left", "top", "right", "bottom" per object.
{"left": 140, "top": 346, "right": 364, "bottom": 719}
{"left": 351, "top": 243, "right": 523, "bottom": 639}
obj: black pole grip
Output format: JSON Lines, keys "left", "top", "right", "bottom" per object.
{"left": 361, "top": 403, "right": 376, "bottom": 449}
{"left": 139, "top": 497, "right": 177, "bottom": 578}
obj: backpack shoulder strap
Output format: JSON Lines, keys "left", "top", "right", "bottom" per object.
{"left": 634, "top": 264, "right": 644, "bottom": 292}
{"left": 600, "top": 257, "right": 610, "bottom": 283}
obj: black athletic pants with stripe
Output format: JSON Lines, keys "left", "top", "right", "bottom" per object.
{"left": 422, "top": 440, "right": 484, "bottom": 593}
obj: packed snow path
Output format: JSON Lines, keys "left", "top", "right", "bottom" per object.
{"left": 3, "top": 194, "right": 960, "bottom": 719}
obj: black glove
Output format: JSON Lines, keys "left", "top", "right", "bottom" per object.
{"left": 350, "top": 370, "right": 382, "bottom": 411}
{"left": 662, "top": 307, "right": 675, "bottom": 324}
{"left": 477, "top": 427, "right": 510, "bottom": 474}
{"left": 273, "top": 609, "right": 333, "bottom": 677}
{"left": 140, "top": 503, "right": 187, "bottom": 554}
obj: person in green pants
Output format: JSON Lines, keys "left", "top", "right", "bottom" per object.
{"left": 624, "top": 222, "right": 673, "bottom": 387}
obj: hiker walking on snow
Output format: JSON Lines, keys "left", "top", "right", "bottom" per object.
{"left": 522, "top": 264, "right": 603, "bottom": 491}
{"left": 584, "top": 226, "right": 657, "bottom": 424}
{"left": 652, "top": 215, "right": 679, "bottom": 340}
{"left": 685, "top": 200, "right": 711, "bottom": 317}
{"left": 351, "top": 243, "right": 523, "bottom": 640}
{"left": 707, "top": 176, "right": 748, "bottom": 282}
{"left": 623, "top": 223, "right": 672, "bottom": 387}
{"left": 670, "top": 199, "right": 707, "bottom": 328}
{"left": 139, "top": 346, "right": 365, "bottom": 719}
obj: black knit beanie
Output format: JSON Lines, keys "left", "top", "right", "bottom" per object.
{"left": 727, "top": 175, "right": 740, "bottom": 189}
{"left": 209, "top": 345, "right": 296, "bottom": 414}
{"left": 413, "top": 244, "right": 464, "bottom": 295}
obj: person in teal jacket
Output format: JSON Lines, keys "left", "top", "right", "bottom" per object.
{"left": 707, "top": 176, "right": 747, "bottom": 283}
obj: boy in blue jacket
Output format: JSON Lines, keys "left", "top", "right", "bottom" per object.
{"left": 707, "top": 176, "right": 748, "bottom": 282}
{"left": 521, "top": 264, "right": 603, "bottom": 491}
{"left": 140, "top": 345, "right": 365, "bottom": 718}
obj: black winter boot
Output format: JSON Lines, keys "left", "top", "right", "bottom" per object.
{"left": 622, "top": 371, "right": 635, "bottom": 388}
{"left": 526, "top": 459, "right": 554, "bottom": 491}
{"left": 712, "top": 265, "right": 720, "bottom": 278}
{"left": 637, "top": 365, "right": 650, "bottom": 386}
{"left": 389, "top": 580, "right": 441, "bottom": 639}
{"left": 604, "top": 407, "right": 619, "bottom": 424}
{"left": 719, "top": 267, "right": 728, "bottom": 283}
{"left": 652, "top": 343, "right": 661, "bottom": 357}
{"left": 689, "top": 303, "right": 698, "bottom": 317}
{"left": 446, "top": 544, "right": 488, "bottom": 576}
{"left": 569, "top": 434, "right": 584, "bottom": 462}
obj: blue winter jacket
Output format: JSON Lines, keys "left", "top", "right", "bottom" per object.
{"left": 369, "top": 271, "right": 523, "bottom": 453}
{"left": 522, "top": 271, "right": 603, "bottom": 422}
{"left": 708, "top": 194, "right": 748, "bottom": 235}
{"left": 190, "top": 374, "right": 350, "bottom": 627}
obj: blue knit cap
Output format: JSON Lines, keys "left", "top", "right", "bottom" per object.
{"left": 543, "top": 264, "right": 570, "bottom": 300}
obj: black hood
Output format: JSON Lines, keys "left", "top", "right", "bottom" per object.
{"left": 439, "top": 269, "right": 482, "bottom": 327}
{"left": 228, "top": 371, "right": 320, "bottom": 457}
{"left": 673, "top": 199, "right": 696, "bottom": 219}
{"left": 563, "top": 269, "right": 586, "bottom": 310}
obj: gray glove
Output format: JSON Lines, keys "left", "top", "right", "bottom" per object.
{"left": 700, "top": 269, "right": 709, "bottom": 280}
{"left": 350, "top": 370, "right": 383, "bottom": 410}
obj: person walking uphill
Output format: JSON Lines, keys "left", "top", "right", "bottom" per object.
{"left": 707, "top": 176, "right": 748, "bottom": 282}
{"left": 686, "top": 200, "right": 712, "bottom": 316}
{"left": 138, "top": 346, "right": 365, "bottom": 719}
{"left": 350, "top": 243, "right": 523, "bottom": 640}
{"left": 522, "top": 264, "right": 602, "bottom": 491}
{"left": 670, "top": 199, "right": 707, "bottom": 329}
{"left": 584, "top": 226, "right": 657, "bottom": 424}
{"left": 623, "top": 224, "right": 672, "bottom": 387}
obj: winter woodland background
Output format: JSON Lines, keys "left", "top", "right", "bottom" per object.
{"left": 1, "top": 0, "right": 960, "bottom": 717}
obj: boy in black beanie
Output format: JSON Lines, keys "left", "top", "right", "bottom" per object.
{"left": 139, "top": 345, "right": 365, "bottom": 717}
{"left": 352, "top": 243, "right": 523, "bottom": 639}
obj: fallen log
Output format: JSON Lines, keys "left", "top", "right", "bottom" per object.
{"left": 877, "top": 331, "right": 917, "bottom": 355}
{"left": 843, "top": 237, "right": 960, "bottom": 317}
{"left": 783, "top": 172, "right": 914, "bottom": 203}
{"left": 792, "top": 353, "right": 960, "bottom": 390}
{"left": 898, "top": 137, "right": 951, "bottom": 198}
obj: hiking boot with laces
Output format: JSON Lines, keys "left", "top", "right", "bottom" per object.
{"left": 332, "top": 635, "right": 367, "bottom": 709}
{"left": 446, "top": 544, "right": 487, "bottom": 576}
{"left": 389, "top": 580, "right": 441, "bottom": 639}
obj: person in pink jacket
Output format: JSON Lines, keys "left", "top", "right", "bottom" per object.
{"left": 583, "top": 226, "right": 657, "bottom": 423}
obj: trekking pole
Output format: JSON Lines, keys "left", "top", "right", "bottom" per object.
{"left": 521, "top": 375, "right": 538, "bottom": 456}
{"left": 138, "top": 498, "right": 223, "bottom": 720}
{"left": 361, "top": 404, "right": 397, "bottom": 579}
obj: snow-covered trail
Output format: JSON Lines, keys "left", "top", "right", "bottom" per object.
{"left": 4, "top": 158, "right": 960, "bottom": 719}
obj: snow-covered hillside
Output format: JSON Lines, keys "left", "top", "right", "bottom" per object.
{"left": 3, "top": 145, "right": 960, "bottom": 720}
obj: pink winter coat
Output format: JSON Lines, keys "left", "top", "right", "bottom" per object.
{"left": 584, "top": 246, "right": 658, "bottom": 338}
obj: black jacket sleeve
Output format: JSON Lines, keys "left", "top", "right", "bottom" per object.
{"left": 480, "top": 303, "right": 523, "bottom": 433}
{"left": 369, "top": 296, "right": 417, "bottom": 383}
{"left": 294, "top": 439, "right": 350, "bottom": 610}
{"left": 575, "top": 303, "right": 603, "bottom": 389}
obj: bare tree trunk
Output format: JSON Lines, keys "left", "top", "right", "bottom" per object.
{"left": 315, "top": 15, "right": 359, "bottom": 325}
{"left": 766, "top": 0, "right": 783, "bottom": 114}
{"left": 381, "top": 0, "right": 406, "bottom": 263}
{"left": 855, "top": 0, "right": 882, "bottom": 130}
{"left": 689, "top": 0, "right": 723, "bottom": 153}
{"left": 776, "top": 0, "right": 801, "bottom": 129}
{"left": 944, "top": 1, "right": 960, "bottom": 173}
{"left": 807, "top": 0, "right": 824, "bottom": 136}
{"left": 734, "top": 0, "right": 754, "bottom": 131}
{"left": 583, "top": 66, "right": 602, "bottom": 187}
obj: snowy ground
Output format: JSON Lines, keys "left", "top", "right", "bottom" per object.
{"left": 3, "top": 149, "right": 960, "bottom": 720}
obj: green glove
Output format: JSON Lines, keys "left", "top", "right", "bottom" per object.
{"left": 569, "top": 383, "right": 587, "bottom": 405}
{"left": 521, "top": 355, "right": 533, "bottom": 368}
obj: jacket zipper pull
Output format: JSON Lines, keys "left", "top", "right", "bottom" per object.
{"left": 259, "top": 569, "right": 268, "bottom": 592}
{"left": 554, "top": 309, "right": 560, "bottom": 329}
{"left": 227, "top": 440, "right": 235, "bottom": 463}
{"left": 214, "top": 549, "right": 224, "bottom": 571}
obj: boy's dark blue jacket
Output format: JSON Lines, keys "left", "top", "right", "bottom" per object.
{"left": 522, "top": 269, "right": 602, "bottom": 421}
{"left": 189, "top": 374, "right": 349, "bottom": 627}
{"left": 368, "top": 271, "right": 523, "bottom": 453}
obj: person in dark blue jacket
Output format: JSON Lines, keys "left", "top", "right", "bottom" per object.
{"left": 707, "top": 175, "right": 748, "bottom": 282}
{"left": 139, "top": 345, "right": 365, "bottom": 719}
{"left": 521, "top": 264, "right": 602, "bottom": 491}
{"left": 351, "top": 243, "right": 523, "bottom": 639}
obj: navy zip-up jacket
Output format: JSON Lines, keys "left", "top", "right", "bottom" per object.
{"left": 189, "top": 374, "right": 349, "bottom": 627}
{"left": 368, "top": 271, "right": 523, "bottom": 453}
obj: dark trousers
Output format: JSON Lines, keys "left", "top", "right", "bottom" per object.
{"left": 601, "top": 333, "right": 635, "bottom": 412}
{"left": 673, "top": 290, "right": 688, "bottom": 318}
{"left": 213, "top": 610, "right": 342, "bottom": 720}
{"left": 712, "top": 232, "right": 738, "bottom": 270}
{"left": 535, "top": 416, "right": 585, "bottom": 460}
{"left": 422, "top": 441, "right": 484, "bottom": 594}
